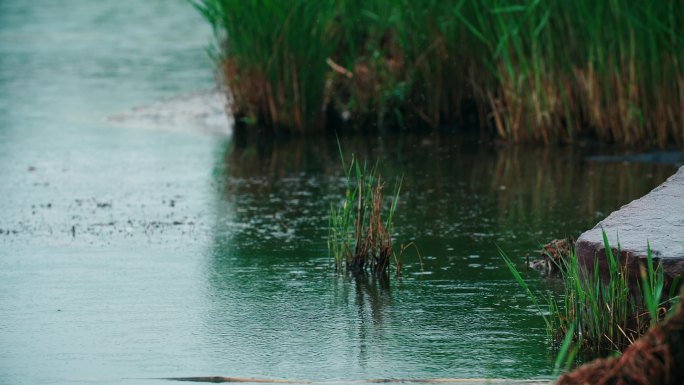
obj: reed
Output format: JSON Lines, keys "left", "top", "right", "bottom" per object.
{"left": 327, "top": 146, "right": 403, "bottom": 277}
{"left": 500, "top": 230, "right": 679, "bottom": 355}
{"left": 194, "top": 0, "right": 683, "bottom": 145}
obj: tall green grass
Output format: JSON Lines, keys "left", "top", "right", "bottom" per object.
{"left": 500, "top": 230, "right": 680, "bottom": 355}
{"left": 194, "top": 0, "right": 683, "bottom": 145}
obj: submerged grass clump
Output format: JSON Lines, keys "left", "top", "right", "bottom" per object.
{"left": 327, "top": 146, "right": 417, "bottom": 277}
{"left": 327, "top": 151, "right": 398, "bottom": 277}
{"left": 500, "top": 230, "right": 681, "bottom": 355}
{"left": 194, "top": 0, "right": 684, "bottom": 145}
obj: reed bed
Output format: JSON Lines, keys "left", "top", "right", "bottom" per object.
{"left": 194, "top": 0, "right": 683, "bottom": 145}
{"left": 500, "top": 230, "right": 681, "bottom": 355}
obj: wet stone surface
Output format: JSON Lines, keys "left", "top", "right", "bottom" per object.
{"left": 576, "top": 166, "right": 684, "bottom": 279}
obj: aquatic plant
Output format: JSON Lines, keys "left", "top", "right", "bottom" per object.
{"left": 194, "top": 0, "right": 684, "bottom": 145}
{"left": 327, "top": 147, "right": 402, "bottom": 277}
{"left": 500, "top": 230, "right": 680, "bottom": 355}
{"left": 552, "top": 323, "right": 578, "bottom": 377}
{"left": 556, "top": 294, "right": 684, "bottom": 385}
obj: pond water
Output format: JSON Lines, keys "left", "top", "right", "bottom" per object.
{"left": 0, "top": 1, "right": 681, "bottom": 384}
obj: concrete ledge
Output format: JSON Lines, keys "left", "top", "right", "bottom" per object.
{"left": 576, "top": 166, "right": 684, "bottom": 281}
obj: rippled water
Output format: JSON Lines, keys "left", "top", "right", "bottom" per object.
{"left": 0, "top": 1, "right": 681, "bottom": 384}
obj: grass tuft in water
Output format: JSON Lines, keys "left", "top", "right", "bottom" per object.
{"left": 500, "top": 229, "right": 679, "bottom": 356}
{"left": 328, "top": 148, "right": 412, "bottom": 277}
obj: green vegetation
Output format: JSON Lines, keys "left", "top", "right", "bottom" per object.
{"left": 327, "top": 146, "right": 412, "bottom": 277}
{"left": 500, "top": 230, "right": 681, "bottom": 355}
{"left": 194, "top": 0, "right": 684, "bottom": 145}
{"left": 327, "top": 152, "right": 398, "bottom": 276}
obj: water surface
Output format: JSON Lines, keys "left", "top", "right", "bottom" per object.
{"left": 0, "top": 1, "right": 681, "bottom": 384}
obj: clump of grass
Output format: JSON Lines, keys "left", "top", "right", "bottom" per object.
{"left": 500, "top": 230, "right": 681, "bottom": 355}
{"left": 327, "top": 147, "right": 408, "bottom": 277}
{"left": 194, "top": 0, "right": 684, "bottom": 145}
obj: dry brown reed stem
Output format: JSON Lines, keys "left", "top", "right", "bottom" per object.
{"left": 326, "top": 58, "right": 353, "bottom": 78}
{"left": 367, "top": 183, "right": 391, "bottom": 276}
{"left": 556, "top": 294, "right": 684, "bottom": 385}
{"left": 349, "top": 181, "right": 393, "bottom": 277}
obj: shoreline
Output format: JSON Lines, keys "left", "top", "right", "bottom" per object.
{"left": 106, "top": 89, "right": 233, "bottom": 136}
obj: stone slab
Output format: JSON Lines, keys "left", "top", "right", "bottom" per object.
{"left": 576, "top": 166, "right": 684, "bottom": 280}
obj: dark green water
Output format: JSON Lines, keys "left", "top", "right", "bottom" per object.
{"left": 206, "top": 136, "right": 679, "bottom": 381}
{"left": 0, "top": 1, "right": 682, "bottom": 384}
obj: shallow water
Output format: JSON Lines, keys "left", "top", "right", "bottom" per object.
{"left": 0, "top": 1, "right": 681, "bottom": 384}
